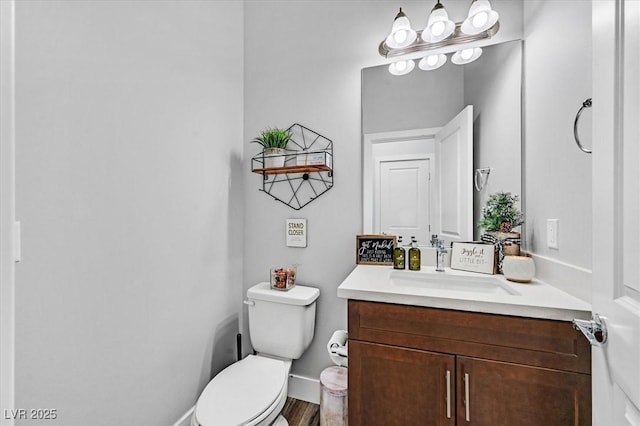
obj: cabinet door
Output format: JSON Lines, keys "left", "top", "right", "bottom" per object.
{"left": 349, "top": 340, "right": 455, "bottom": 426}
{"left": 457, "top": 356, "right": 591, "bottom": 426}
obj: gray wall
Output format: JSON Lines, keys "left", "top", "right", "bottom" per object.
{"left": 465, "top": 41, "right": 522, "bottom": 238}
{"left": 362, "top": 61, "right": 464, "bottom": 134}
{"left": 523, "top": 0, "right": 592, "bottom": 268}
{"left": 15, "top": 1, "right": 244, "bottom": 425}
{"left": 242, "top": 0, "right": 375, "bottom": 382}
{"left": 243, "top": 0, "right": 524, "bottom": 383}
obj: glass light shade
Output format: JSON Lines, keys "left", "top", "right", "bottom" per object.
{"left": 389, "top": 59, "right": 416, "bottom": 76}
{"left": 385, "top": 8, "right": 417, "bottom": 49}
{"left": 418, "top": 54, "right": 447, "bottom": 71}
{"left": 422, "top": 3, "right": 455, "bottom": 43}
{"left": 461, "top": 0, "right": 499, "bottom": 35}
{"left": 451, "top": 47, "right": 482, "bottom": 65}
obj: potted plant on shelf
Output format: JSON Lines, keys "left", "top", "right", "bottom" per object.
{"left": 478, "top": 192, "right": 523, "bottom": 259}
{"left": 251, "top": 127, "right": 291, "bottom": 169}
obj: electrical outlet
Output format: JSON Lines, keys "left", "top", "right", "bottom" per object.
{"left": 547, "top": 219, "right": 559, "bottom": 249}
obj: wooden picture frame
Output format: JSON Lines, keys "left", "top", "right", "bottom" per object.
{"left": 450, "top": 242, "right": 497, "bottom": 274}
{"left": 356, "top": 234, "right": 396, "bottom": 266}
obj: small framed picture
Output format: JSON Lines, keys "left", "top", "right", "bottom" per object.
{"left": 356, "top": 234, "right": 396, "bottom": 266}
{"left": 450, "top": 242, "right": 497, "bottom": 274}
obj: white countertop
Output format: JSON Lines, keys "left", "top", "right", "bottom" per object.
{"left": 337, "top": 265, "right": 592, "bottom": 322}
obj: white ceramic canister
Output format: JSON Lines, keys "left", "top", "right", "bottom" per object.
{"left": 502, "top": 255, "right": 535, "bottom": 283}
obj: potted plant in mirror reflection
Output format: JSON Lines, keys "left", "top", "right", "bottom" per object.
{"left": 251, "top": 127, "right": 291, "bottom": 169}
{"left": 478, "top": 192, "right": 523, "bottom": 258}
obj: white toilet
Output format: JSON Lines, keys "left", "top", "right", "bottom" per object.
{"left": 191, "top": 282, "right": 320, "bottom": 426}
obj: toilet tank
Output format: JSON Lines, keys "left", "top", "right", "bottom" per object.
{"left": 247, "top": 282, "right": 320, "bottom": 360}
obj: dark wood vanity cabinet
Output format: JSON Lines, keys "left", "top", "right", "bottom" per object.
{"left": 348, "top": 300, "right": 592, "bottom": 426}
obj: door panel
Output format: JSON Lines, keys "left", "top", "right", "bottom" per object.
{"left": 379, "top": 159, "right": 430, "bottom": 243}
{"left": 457, "top": 357, "right": 591, "bottom": 426}
{"left": 435, "top": 105, "right": 473, "bottom": 243}
{"left": 349, "top": 341, "right": 455, "bottom": 426}
{"left": 592, "top": 0, "right": 640, "bottom": 423}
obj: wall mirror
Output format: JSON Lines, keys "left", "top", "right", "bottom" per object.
{"left": 362, "top": 39, "right": 522, "bottom": 247}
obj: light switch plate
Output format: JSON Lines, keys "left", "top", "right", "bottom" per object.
{"left": 547, "top": 219, "right": 559, "bottom": 249}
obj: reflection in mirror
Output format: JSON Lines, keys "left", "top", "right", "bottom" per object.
{"left": 362, "top": 40, "right": 522, "bottom": 247}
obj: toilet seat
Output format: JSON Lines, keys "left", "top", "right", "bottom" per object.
{"left": 194, "top": 355, "right": 288, "bottom": 426}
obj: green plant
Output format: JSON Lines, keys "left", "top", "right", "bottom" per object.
{"left": 251, "top": 128, "right": 291, "bottom": 150}
{"left": 478, "top": 192, "right": 523, "bottom": 232}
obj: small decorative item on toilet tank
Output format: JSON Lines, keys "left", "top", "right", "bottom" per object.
{"left": 270, "top": 265, "right": 296, "bottom": 290}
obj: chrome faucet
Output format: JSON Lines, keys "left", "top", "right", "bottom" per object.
{"left": 436, "top": 239, "right": 447, "bottom": 272}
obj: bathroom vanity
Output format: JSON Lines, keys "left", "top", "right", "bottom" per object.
{"left": 338, "top": 266, "right": 592, "bottom": 425}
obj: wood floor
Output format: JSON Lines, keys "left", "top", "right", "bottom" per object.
{"left": 281, "top": 397, "right": 320, "bottom": 426}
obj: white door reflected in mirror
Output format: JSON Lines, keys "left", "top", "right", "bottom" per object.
{"left": 365, "top": 105, "right": 473, "bottom": 246}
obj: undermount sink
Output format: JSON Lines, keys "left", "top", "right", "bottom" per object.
{"left": 390, "top": 270, "right": 520, "bottom": 296}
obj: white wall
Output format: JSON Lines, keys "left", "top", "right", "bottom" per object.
{"left": 14, "top": 1, "right": 243, "bottom": 425}
{"left": 465, "top": 40, "right": 522, "bottom": 238}
{"left": 243, "top": 0, "right": 375, "bottom": 384}
{"left": 362, "top": 61, "right": 464, "bottom": 134}
{"left": 243, "top": 0, "right": 523, "bottom": 386}
{"left": 523, "top": 0, "right": 592, "bottom": 296}
{"left": 1, "top": 2, "right": 16, "bottom": 425}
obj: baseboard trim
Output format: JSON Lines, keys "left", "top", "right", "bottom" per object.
{"left": 173, "top": 405, "right": 194, "bottom": 426}
{"left": 288, "top": 373, "right": 320, "bottom": 405}
{"left": 528, "top": 253, "right": 592, "bottom": 303}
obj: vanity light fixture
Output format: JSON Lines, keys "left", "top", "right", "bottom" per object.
{"left": 385, "top": 8, "right": 417, "bottom": 49}
{"left": 461, "top": 0, "right": 500, "bottom": 35}
{"left": 418, "top": 54, "right": 447, "bottom": 71}
{"left": 422, "top": 1, "right": 455, "bottom": 43}
{"left": 388, "top": 59, "right": 416, "bottom": 76}
{"left": 380, "top": 0, "right": 499, "bottom": 74}
{"left": 451, "top": 47, "right": 483, "bottom": 64}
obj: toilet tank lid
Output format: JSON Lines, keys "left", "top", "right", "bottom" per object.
{"left": 248, "top": 282, "right": 320, "bottom": 306}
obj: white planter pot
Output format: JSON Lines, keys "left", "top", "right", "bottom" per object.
{"left": 263, "top": 148, "right": 286, "bottom": 168}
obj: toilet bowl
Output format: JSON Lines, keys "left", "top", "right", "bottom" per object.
{"left": 191, "top": 355, "right": 291, "bottom": 426}
{"left": 191, "top": 282, "right": 320, "bottom": 426}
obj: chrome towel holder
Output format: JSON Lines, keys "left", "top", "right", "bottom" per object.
{"left": 573, "top": 97, "right": 592, "bottom": 154}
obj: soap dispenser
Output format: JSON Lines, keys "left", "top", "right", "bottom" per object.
{"left": 408, "top": 236, "right": 421, "bottom": 271}
{"left": 393, "top": 236, "right": 406, "bottom": 270}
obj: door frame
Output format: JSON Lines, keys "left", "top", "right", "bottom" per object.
{"left": 1, "top": 1, "right": 16, "bottom": 424}
{"left": 363, "top": 127, "right": 440, "bottom": 235}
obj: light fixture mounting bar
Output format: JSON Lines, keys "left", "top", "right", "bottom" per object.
{"left": 379, "top": 21, "right": 499, "bottom": 58}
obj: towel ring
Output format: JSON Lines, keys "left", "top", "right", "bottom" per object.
{"left": 573, "top": 98, "right": 592, "bottom": 154}
{"left": 474, "top": 168, "right": 491, "bottom": 192}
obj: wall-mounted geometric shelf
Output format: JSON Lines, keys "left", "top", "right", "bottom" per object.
{"left": 251, "top": 123, "right": 333, "bottom": 210}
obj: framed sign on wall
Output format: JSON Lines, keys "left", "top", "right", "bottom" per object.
{"left": 286, "top": 218, "right": 307, "bottom": 247}
{"left": 356, "top": 234, "right": 396, "bottom": 266}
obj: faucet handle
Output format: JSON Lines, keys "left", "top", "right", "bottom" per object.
{"left": 437, "top": 239, "right": 447, "bottom": 251}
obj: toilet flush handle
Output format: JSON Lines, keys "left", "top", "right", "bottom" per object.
{"left": 243, "top": 300, "right": 255, "bottom": 307}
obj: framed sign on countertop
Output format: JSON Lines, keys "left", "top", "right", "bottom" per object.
{"left": 450, "top": 242, "right": 497, "bottom": 274}
{"left": 356, "top": 234, "right": 396, "bottom": 266}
